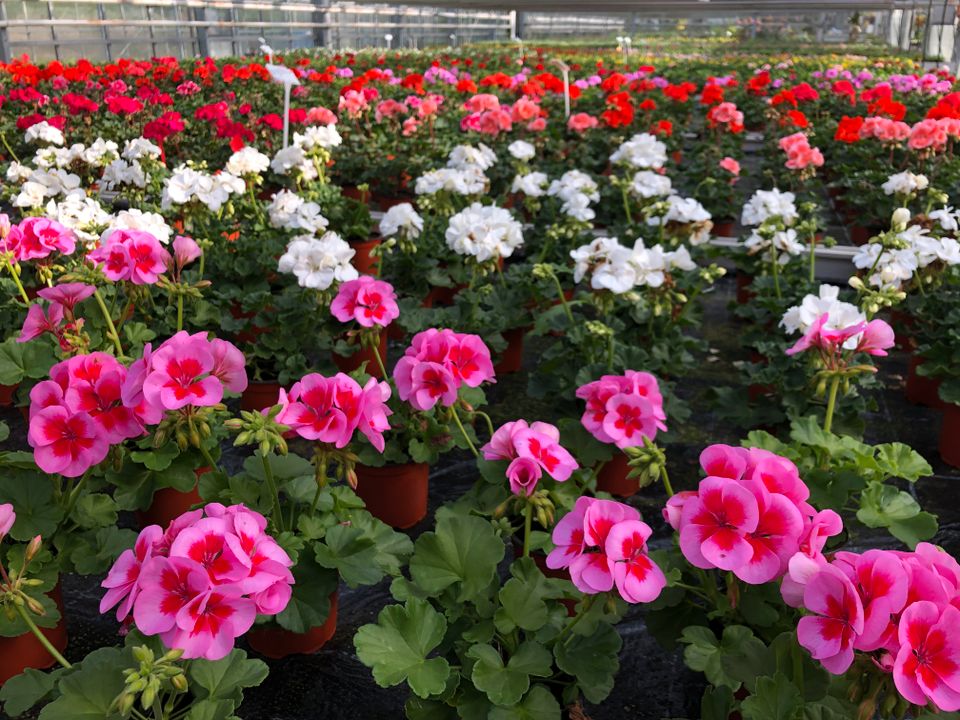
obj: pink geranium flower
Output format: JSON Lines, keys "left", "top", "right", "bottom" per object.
{"left": 28, "top": 405, "right": 109, "bottom": 477}
{"left": 546, "top": 496, "right": 591, "bottom": 570}
{"left": 577, "top": 371, "right": 667, "bottom": 448}
{"left": 605, "top": 520, "right": 666, "bottom": 603}
{"left": 276, "top": 372, "right": 387, "bottom": 448}
{"left": 568, "top": 113, "right": 599, "bottom": 133}
{"left": 852, "top": 549, "right": 908, "bottom": 651}
{"left": 88, "top": 229, "right": 169, "bottom": 285}
{"left": 17, "top": 303, "right": 64, "bottom": 343}
{"left": 142, "top": 333, "right": 224, "bottom": 410}
{"left": 482, "top": 419, "right": 578, "bottom": 494}
{"left": 894, "top": 601, "right": 960, "bottom": 710}
{"left": 0, "top": 503, "right": 15, "bottom": 539}
{"left": 393, "top": 329, "right": 495, "bottom": 411}
{"left": 570, "top": 499, "right": 640, "bottom": 594}
{"left": 797, "top": 565, "right": 864, "bottom": 674}
{"left": 330, "top": 276, "right": 400, "bottom": 328}
{"left": 36, "top": 283, "right": 95, "bottom": 312}
{"left": 100, "top": 525, "right": 163, "bottom": 621}
{"left": 679, "top": 476, "right": 759, "bottom": 572}
{"left": 13, "top": 218, "right": 76, "bottom": 261}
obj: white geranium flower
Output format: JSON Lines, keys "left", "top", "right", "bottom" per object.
{"left": 277, "top": 232, "right": 358, "bottom": 290}
{"left": 225, "top": 147, "right": 270, "bottom": 176}
{"left": 379, "top": 203, "right": 423, "bottom": 238}
{"left": 881, "top": 171, "right": 928, "bottom": 196}
{"left": 511, "top": 172, "right": 549, "bottom": 197}
{"left": 294, "top": 124, "right": 342, "bottom": 151}
{"left": 445, "top": 203, "right": 524, "bottom": 262}
{"left": 448, "top": 143, "right": 497, "bottom": 171}
{"left": 507, "top": 140, "right": 536, "bottom": 161}
{"left": 609, "top": 133, "right": 667, "bottom": 169}
{"left": 741, "top": 188, "right": 798, "bottom": 226}
{"left": 122, "top": 138, "right": 162, "bottom": 161}
{"left": 25, "top": 121, "right": 64, "bottom": 146}
{"left": 630, "top": 171, "right": 672, "bottom": 199}
{"left": 104, "top": 209, "right": 172, "bottom": 244}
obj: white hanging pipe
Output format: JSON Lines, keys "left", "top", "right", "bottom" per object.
{"left": 282, "top": 81, "right": 292, "bottom": 149}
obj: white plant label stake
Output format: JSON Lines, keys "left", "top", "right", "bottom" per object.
{"left": 260, "top": 39, "right": 300, "bottom": 149}
{"left": 551, "top": 59, "right": 571, "bottom": 118}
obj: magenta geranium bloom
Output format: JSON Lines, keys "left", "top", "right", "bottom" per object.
{"left": 679, "top": 476, "right": 760, "bottom": 572}
{"left": 894, "top": 601, "right": 960, "bottom": 711}
{"left": 481, "top": 419, "right": 578, "bottom": 495}
{"left": 0, "top": 503, "right": 14, "bottom": 539}
{"left": 17, "top": 303, "right": 64, "bottom": 343}
{"left": 393, "top": 329, "right": 496, "bottom": 411}
{"left": 13, "top": 217, "right": 76, "bottom": 261}
{"left": 28, "top": 405, "right": 109, "bottom": 477}
{"left": 88, "top": 229, "right": 170, "bottom": 285}
{"left": 100, "top": 525, "right": 163, "bottom": 621}
{"left": 605, "top": 520, "right": 666, "bottom": 603}
{"left": 797, "top": 565, "right": 864, "bottom": 674}
{"left": 330, "top": 275, "right": 400, "bottom": 328}
{"left": 577, "top": 370, "right": 667, "bottom": 448}
{"left": 36, "top": 282, "right": 95, "bottom": 312}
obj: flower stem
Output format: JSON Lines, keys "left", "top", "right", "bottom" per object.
{"left": 310, "top": 455, "right": 329, "bottom": 515}
{"left": 450, "top": 405, "right": 479, "bottom": 458}
{"left": 556, "top": 594, "right": 596, "bottom": 644}
{"left": 621, "top": 185, "right": 633, "bottom": 226}
{"left": 522, "top": 501, "right": 533, "bottom": 558}
{"left": 198, "top": 444, "right": 221, "bottom": 476}
{"left": 823, "top": 375, "right": 841, "bottom": 434}
{"left": 661, "top": 465, "right": 675, "bottom": 498}
{"left": 551, "top": 272, "right": 574, "bottom": 324}
{"left": 260, "top": 452, "right": 284, "bottom": 533}
{"left": 0, "top": 132, "right": 19, "bottom": 163}
{"left": 808, "top": 235, "right": 816, "bottom": 284}
{"left": 92, "top": 288, "right": 124, "bottom": 357}
{"left": 372, "top": 331, "right": 389, "bottom": 379}
{"left": 770, "top": 245, "right": 782, "bottom": 300}
{"left": 15, "top": 604, "right": 71, "bottom": 669}
{"left": 4, "top": 258, "right": 31, "bottom": 305}
{"left": 473, "top": 410, "right": 496, "bottom": 440}
{"left": 176, "top": 294, "right": 184, "bottom": 332}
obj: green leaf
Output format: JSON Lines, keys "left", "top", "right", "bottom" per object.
{"left": 701, "top": 685, "right": 735, "bottom": 720}
{"left": 0, "top": 667, "right": 65, "bottom": 716}
{"left": 488, "top": 685, "right": 561, "bottom": 720}
{"left": 409, "top": 507, "right": 504, "bottom": 602}
{"left": 188, "top": 649, "right": 269, "bottom": 705}
{"left": 468, "top": 642, "right": 552, "bottom": 707}
{"left": 185, "top": 700, "right": 237, "bottom": 720}
{"left": 874, "top": 443, "right": 932, "bottom": 482}
{"left": 69, "top": 526, "right": 137, "bottom": 575}
{"left": 354, "top": 598, "right": 451, "bottom": 698}
{"left": 0, "top": 338, "right": 26, "bottom": 385}
{"left": 37, "top": 647, "right": 130, "bottom": 720}
{"left": 740, "top": 673, "right": 803, "bottom": 720}
{"left": 313, "top": 524, "right": 381, "bottom": 587}
{"left": 857, "top": 483, "right": 938, "bottom": 548}
{"left": 71, "top": 494, "right": 118, "bottom": 529}
{"left": 681, "top": 625, "right": 766, "bottom": 690}
{"left": 495, "top": 558, "right": 552, "bottom": 634}
{"left": 0, "top": 472, "right": 63, "bottom": 541}
{"left": 274, "top": 554, "right": 338, "bottom": 634}
{"left": 554, "top": 622, "right": 621, "bottom": 704}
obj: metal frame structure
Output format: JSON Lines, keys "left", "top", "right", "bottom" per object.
{"left": 0, "top": 0, "right": 953, "bottom": 63}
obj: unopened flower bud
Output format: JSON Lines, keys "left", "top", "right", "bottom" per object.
{"left": 170, "top": 673, "right": 188, "bottom": 693}
{"left": 24, "top": 535, "right": 42, "bottom": 564}
{"left": 891, "top": 207, "right": 910, "bottom": 231}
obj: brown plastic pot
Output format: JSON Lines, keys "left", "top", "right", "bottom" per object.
{"left": 332, "top": 333, "right": 387, "bottom": 379}
{"left": 0, "top": 583, "right": 68, "bottom": 685}
{"left": 906, "top": 355, "right": 943, "bottom": 409}
{"left": 712, "top": 219, "right": 735, "bottom": 237}
{"left": 596, "top": 453, "right": 637, "bottom": 498}
{"left": 247, "top": 591, "right": 339, "bottom": 658}
{"left": 422, "top": 285, "right": 460, "bottom": 308}
{"left": 494, "top": 327, "right": 529, "bottom": 375}
{"left": 940, "top": 404, "right": 960, "bottom": 468}
{"left": 0, "top": 383, "right": 17, "bottom": 408}
{"left": 849, "top": 225, "right": 876, "bottom": 246}
{"left": 350, "top": 238, "right": 381, "bottom": 275}
{"left": 135, "top": 467, "right": 208, "bottom": 530}
{"left": 241, "top": 381, "right": 283, "bottom": 412}
{"left": 354, "top": 463, "right": 429, "bottom": 529}
{"left": 735, "top": 272, "right": 755, "bottom": 305}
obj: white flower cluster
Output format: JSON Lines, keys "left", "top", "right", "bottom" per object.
{"left": 44, "top": 195, "right": 111, "bottom": 244}
{"left": 445, "top": 202, "right": 524, "bottom": 262}
{"left": 103, "top": 209, "right": 173, "bottom": 245}
{"left": 507, "top": 140, "right": 535, "bottom": 162}
{"left": 881, "top": 171, "right": 929, "bottom": 196}
{"left": 225, "top": 147, "right": 270, "bottom": 176}
{"left": 630, "top": 171, "right": 672, "bottom": 199}
{"left": 34, "top": 139, "right": 119, "bottom": 170}
{"left": 162, "top": 165, "right": 245, "bottom": 212}
{"left": 741, "top": 188, "right": 798, "bottom": 226}
{"left": 781, "top": 285, "right": 865, "bottom": 348}
{"left": 293, "top": 124, "right": 342, "bottom": 151}
{"left": 24, "top": 121, "right": 65, "bottom": 146}
{"left": 647, "top": 195, "right": 713, "bottom": 245}
{"left": 122, "top": 138, "right": 162, "bottom": 161}
{"left": 548, "top": 170, "right": 600, "bottom": 222}
{"left": 415, "top": 166, "right": 487, "bottom": 196}
{"left": 270, "top": 145, "right": 317, "bottom": 181}
{"left": 101, "top": 159, "right": 148, "bottom": 190}
{"left": 570, "top": 236, "right": 697, "bottom": 294}
{"left": 744, "top": 228, "right": 805, "bottom": 264}
{"left": 277, "top": 231, "right": 358, "bottom": 290}
{"left": 379, "top": 203, "right": 423, "bottom": 238}
{"left": 609, "top": 133, "right": 667, "bottom": 169}
{"left": 511, "top": 172, "right": 549, "bottom": 197}
{"left": 852, "top": 222, "right": 960, "bottom": 289}
{"left": 448, "top": 143, "right": 497, "bottom": 171}
{"left": 11, "top": 168, "right": 82, "bottom": 209}
{"left": 267, "top": 190, "right": 329, "bottom": 234}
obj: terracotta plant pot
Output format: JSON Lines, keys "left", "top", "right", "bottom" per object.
{"left": 422, "top": 285, "right": 460, "bottom": 308}
{"left": 354, "top": 462, "right": 429, "bottom": 529}
{"left": 906, "top": 355, "right": 943, "bottom": 408}
{"left": 0, "top": 583, "right": 68, "bottom": 686}
{"left": 0, "top": 383, "right": 17, "bottom": 407}
{"left": 332, "top": 333, "right": 387, "bottom": 379}
{"left": 350, "top": 237, "right": 381, "bottom": 275}
{"left": 939, "top": 404, "right": 960, "bottom": 468}
{"left": 494, "top": 327, "right": 529, "bottom": 375}
{"left": 135, "top": 467, "right": 208, "bottom": 530}
{"left": 849, "top": 225, "right": 876, "bottom": 246}
{"left": 712, "top": 219, "right": 735, "bottom": 237}
{"left": 736, "top": 272, "right": 755, "bottom": 305}
{"left": 241, "top": 381, "right": 282, "bottom": 412}
{"left": 247, "top": 591, "right": 339, "bottom": 658}
{"left": 596, "top": 453, "right": 636, "bottom": 498}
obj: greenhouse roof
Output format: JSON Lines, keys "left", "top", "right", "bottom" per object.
{"left": 355, "top": 0, "right": 949, "bottom": 13}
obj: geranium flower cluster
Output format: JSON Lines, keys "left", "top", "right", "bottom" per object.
{"left": 161, "top": 165, "right": 245, "bottom": 213}
{"left": 275, "top": 372, "right": 391, "bottom": 451}
{"left": 1, "top": 216, "right": 77, "bottom": 261}
{"left": 779, "top": 132, "right": 824, "bottom": 172}
{"left": 609, "top": 132, "right": 667, "bottom": 169}
{"left": 547, "top": 170, "right": 600, "bottom": 222}
{"left": 331, "top": 275, "right": 400, "bottom": 328}
{"left": 647, "top": 195, "right": 713, "bottom": 245}
{"left": 17, "top": 282, "right": 94, "bottom": 348}
{"left": 87, "top": 229, "right": 169, "bottom": 286}
{"left": 741, "top": 188, "right": 799, "bottom": 227}
{"left": 577, "top": 371, "right": 667, "bottom": 448}
{"left": 28, "top": 352, "right": 147, "bottom": 476}
{"left": 853, "top": 222, "right": 960, "bottom": 290}
{"left": 379, "top": 202, "right": 423, "bottom": 240}
{"left": 267, "top": 190, "right": 329, "bottom": 235}
{"left": 100, "top": 504, "right": 294, "bottom": 661}
{"left": 445, "top": 202, "right": 524, "bottom": 263}
{"left": 548, "top": 497, "right": 666, "bottom": 604}
{"left": 124, "top": 331, "right": 248, "bottom": 421}
{"left": 781, "top": 285, "right": 894, "bottom": 359}
{"left": 415, "top": 166, "right": 487, "bottom": 196}
{"left": 786, "top": 542, "right": 960, "bottom": 712}
{"left": 481, "top": 420, "right": 578, "bottom": 496}
{"left": 664, "top": 444, "right": 837, "bottom": 585}
{"left": 706, "top": 102, "right": 745, "bottom": 133}
{"left": 393, "top": 328, "right": 495, "bottom": 411}
{"left": 571, "top": 237, "right": 696, "bottom": 294}
{"left": 277, "top": 231, "right": 358, "bottom": 290}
